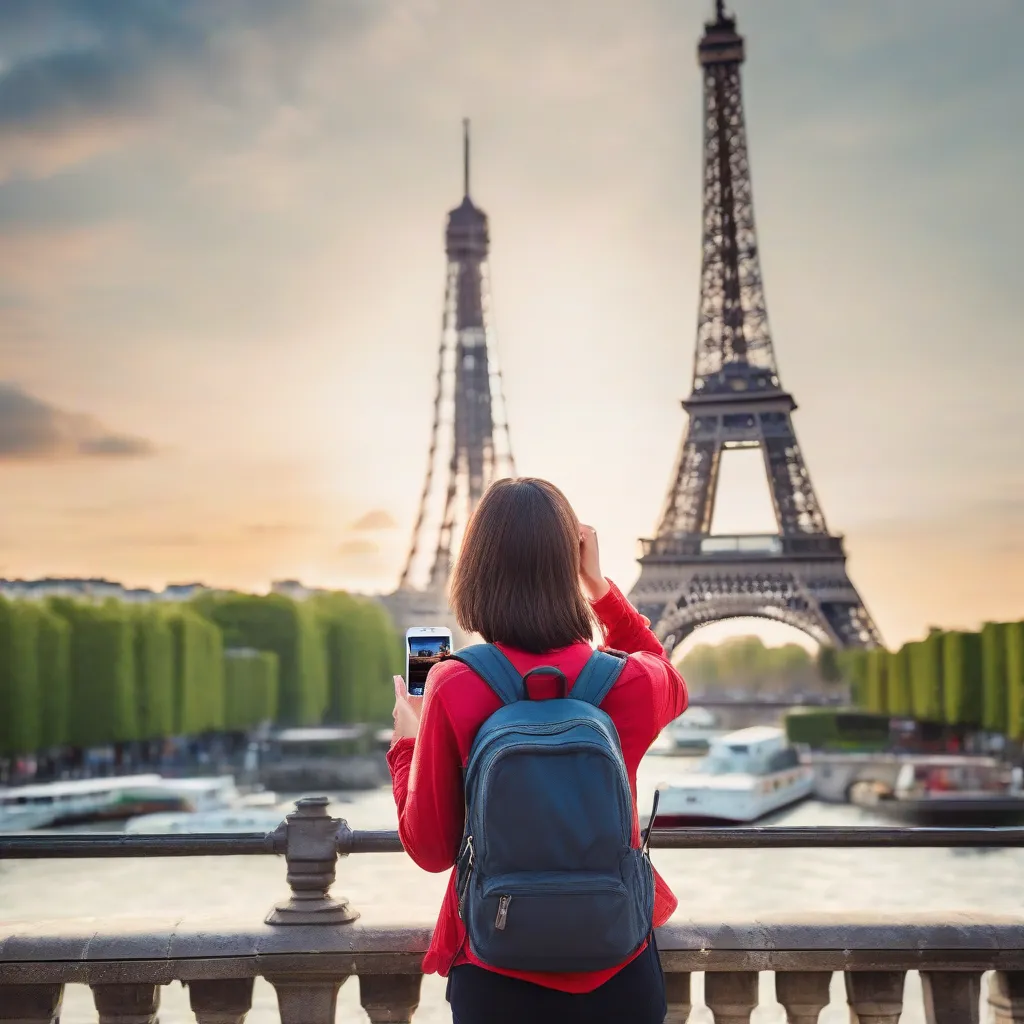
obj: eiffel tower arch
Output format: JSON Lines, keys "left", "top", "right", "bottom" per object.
{"left": 629, "top": 2, "right": 881, "bottom": 656}
{"left": 383, "top": 121, "right": 516, "bottom": 639}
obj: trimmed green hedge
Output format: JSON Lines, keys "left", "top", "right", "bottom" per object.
{"left": 0, "top": 589, "right": 399, "bottom": 758}
{"left": 942, "top": 631, "right": 983, "bottom": 728}
{"left": 37, "top": 605, "right": 71, "bottom": 750}
{"left": 192, "top": 594, "right": 327, "bottom": 726}
{"left": 784, "top": 709, "right": 890, "bottom": 751}
{"left": 864, "top": 648, "right": 888, "bottom": 714}
{"left": 167, "top": 609, "right": 225, "bottom": 736}
{"left": 981, "top": 622, "right": 1010, "bottom": 734}
{"left": 133, "top": 608, "right": 174, "bottom": 741}
{"left": 0, "top": 598, "right": 41, "bottom": 756}
{"left": 908, "top": 633, "right": 944, "bottom": 723}
{"left": 50, "top": 600, "right": 139, "bottom": 749}
{"left": 1008, "top": 622, "right": 1024, "bottom": 741}
{"left": 315, "top": 593, "right": 403, "bottom": 725}
{"left": 224, "top": 649, "right": 279, "bottom": 731}
{"left": 886, "top": 645, "right": 912, "bottom": 717}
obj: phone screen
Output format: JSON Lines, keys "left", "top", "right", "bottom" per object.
{"left": 407, "top": 633, "right": 452, "bottom": 696}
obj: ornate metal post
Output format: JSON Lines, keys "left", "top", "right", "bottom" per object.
{"left": 265, "top": 796, "right": 358, "bottom": 925}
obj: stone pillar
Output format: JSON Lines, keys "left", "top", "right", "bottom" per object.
{"left": 0, "top": 984, "right": 64, "bottom": 1024}
{"left": 265, "top": 796, "right": 358, "bottom": 925}
{"left": 776, "top": 971, "right": 832, "bottom": 1024}
{"left": 187, "top": 979, "right": 254, "bottom": 1024}
{"left": 91, "top": 984, "right": 160, "bottom": 1024}
{"left": 358, "top": 974, "right": 422, "bottom": 1023}
{"left": 664, "top": 971, "right": 692, "bottom": 1024}
{"left": 990, "top": 972, "right": 1024, "bottom": 1024}
{"left": 920, "top": 971, "right": 981, "bottom": 1024}
{"left": 844, "top": 972, "right": 904, "bottom": 1024}
{"left": 267, "top": 975, "right": 348, "bottom": 1024}
{"left": 704, "top": 971, "right": 759, "bottom": 1024}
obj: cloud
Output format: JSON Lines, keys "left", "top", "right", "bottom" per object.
{"left": 350, "top": 509, "right": 397, "bottom": 531}
{"left": 0, "top": 382, "right": 154, "bottom": 460}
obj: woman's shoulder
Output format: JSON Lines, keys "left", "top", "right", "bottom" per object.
{"left": 423, "top": 654, "right": 478, "bottom": 699}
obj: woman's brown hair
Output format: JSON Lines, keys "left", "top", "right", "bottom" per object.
{"left": 449, "top": 478, "right": 595, "bottom": 653}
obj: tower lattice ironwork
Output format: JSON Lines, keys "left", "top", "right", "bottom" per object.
{"left": 629, "top": 2, "right": 881, "bottom": 654}
{"left": 397, "top": 121, "right": 516, "bottom": 609}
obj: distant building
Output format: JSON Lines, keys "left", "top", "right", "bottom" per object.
{"left": 0, "top": 577, "right": 210, "bottom": 603}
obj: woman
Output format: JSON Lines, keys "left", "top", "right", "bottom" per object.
{"left": 389, "top": 477, "right": 687, "bottom": 1024}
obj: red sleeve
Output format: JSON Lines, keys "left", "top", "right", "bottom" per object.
{"left": 592, "top": 579, "right": 688, "bottom": 737}
{"left": 386, "top": 665, "right": 465, "bottom": 873}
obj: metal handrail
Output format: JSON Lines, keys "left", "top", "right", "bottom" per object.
{"left": 4, "top": 825, "right": 1024, "bottom": 859}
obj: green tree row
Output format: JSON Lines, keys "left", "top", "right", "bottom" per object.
{"left": 0, "top": 590, "right": 401, "bottom": 757}
{"left": 844, "top": 620, "right": 1024, "bottom": 738}
{"left": 680, "top": 635, "right": 838, "bottom": 697}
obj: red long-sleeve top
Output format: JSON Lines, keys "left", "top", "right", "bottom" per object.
{"left": 387, "top": 579, "right": 688, "bottom": 993}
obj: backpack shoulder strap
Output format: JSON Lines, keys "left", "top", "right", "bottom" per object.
{"left": 450, "top": 643, "right": 525, "bottom": 705}
{"left": 570, "top": 649, "right": 628, "bottom": 709}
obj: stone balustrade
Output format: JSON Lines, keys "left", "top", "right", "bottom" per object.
{"left": 2, "top": 913, "right": 1024, "bottom": 1023}
{"left": 3, "top": 797, "right": 1024, "bottom": 1023}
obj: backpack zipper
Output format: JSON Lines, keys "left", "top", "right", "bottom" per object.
{"left": 495, "top": 894, "right": 511, "bottom": 930}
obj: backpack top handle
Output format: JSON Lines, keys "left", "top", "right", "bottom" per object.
{"left": 521, "top": 665, "right": 569, "bottom": 699}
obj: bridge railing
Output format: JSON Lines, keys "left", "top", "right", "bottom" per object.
{"left": 3, "top": 797, "right": 1024, "bottom": 1024}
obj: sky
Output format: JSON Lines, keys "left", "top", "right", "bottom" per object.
{"left": 0, "top": 0, "right": 1021, "bottom": 650}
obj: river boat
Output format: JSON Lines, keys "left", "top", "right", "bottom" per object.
{"left": 124, "top": 808, "right": 287, "bottom": 834}
{"left": 663, "top": 707, "right": 724, "bottom": 754}
{"left": 0, "top": 775, "right": 184, "bottom": 831}
{"left": 652, "top": 726, "right": 815, "bottom": 826}
{"left": 849, "top": 757, "right": 1024, "bottom": 826}
{"left": 0, "top": 774, "right": 246, "bottom": 832}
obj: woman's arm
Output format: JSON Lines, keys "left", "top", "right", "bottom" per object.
{"left": 386, "top": 665, "right": 466, "bottom": 873}
{"left": 592, "top": 580, "right": 688, "bottom": 738}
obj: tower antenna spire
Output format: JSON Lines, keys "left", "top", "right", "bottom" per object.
{"left": 715, "top": 0, "right": 725, "bottom": 20}
{"left": 462, "top": 118, "right": 470, "bottom": 198}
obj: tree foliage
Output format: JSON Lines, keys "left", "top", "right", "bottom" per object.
{"left": 0, "top": 588, "right": 400, "bottom": 757}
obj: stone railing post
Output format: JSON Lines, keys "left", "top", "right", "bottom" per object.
{"left": 990, "top": 972, "right": 1024, "bottom": 1024}
{"left": 265, "top": 796, "right": 358, "bottom": 925}
{"left": 187, "top": 979, "right": 255, "bottom": 1024}
{"left": 267, "top": 975, "right": 348, "bottom": 1024}
{"left": 920, "top": 971, "right": 981, "bottom": 1024}
{"left": 664, "top": 971, "right": 692, "bottom": 1023}
{"left": 704, "top": 971, "right": 759, "bottom": 1024}
{"left": 0, "top": 985, "right": 64, "bottom": 1024}
{"left": 358, "top": 974, "right": 423, "bottom": 1023}
{"left": 776, "top": 971, "right": 832, "bottom": 1024}
{"left": 845, "top": 972, "right": 905, "bottom": 1024}
{"left": 91, "top": 984, "right": 160, "bottom": 1024}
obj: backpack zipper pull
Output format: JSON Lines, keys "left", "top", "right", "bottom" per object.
{"left": 495, "top": 895, "right": 511, "bottom": 930}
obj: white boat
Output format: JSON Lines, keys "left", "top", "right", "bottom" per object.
{"left": 653, "top": 726, "right": 815, "bottom": 826}
{"left": 124, "top": 808, "right": 286, "bottom": 834}
{"left": 0, "top": 775, "right": 170, "bottom": 832}
{"left": 0, "top": 774, "right": 246, "bottom": 832}
{"left": 664, "top": 706, "right": 724, "bottom": 753}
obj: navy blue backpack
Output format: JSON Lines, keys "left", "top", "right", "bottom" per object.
{"left": 451, "top": 643, "right": 656, "bottom": 973}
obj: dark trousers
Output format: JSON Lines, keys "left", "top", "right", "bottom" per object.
{"left": 446, "top": 935, "right": 667, "bottom": 1024}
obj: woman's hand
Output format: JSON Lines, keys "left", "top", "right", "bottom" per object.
{"left": 393, "top": 676, "right": 424, "bottom": 741}
{"left": 579, "top": 523, "right": 611, "bottom": 603}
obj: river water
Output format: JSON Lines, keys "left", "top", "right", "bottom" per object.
{"left": 3, "top": 753, "right": 1022, "bottom": 1023}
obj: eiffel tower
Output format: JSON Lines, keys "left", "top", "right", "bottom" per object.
{"left": 386, "top": 121, "right": 516, "bottom": 634}
{"left": 629, "top": 2, "right": 881, "bottom": 655}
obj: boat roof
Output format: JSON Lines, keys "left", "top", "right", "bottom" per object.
{"left": 715, "top": 726, "right": 785, "bottom": 747}
{"left": 0, "top": 775, "right": 162, "bottom": 800}
{"left": 274, "top": 726, "right": 366, "bottom": 743}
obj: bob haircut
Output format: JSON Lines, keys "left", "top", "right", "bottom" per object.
{"left": 449, "top": 478, "right": 595, "bottom": 654}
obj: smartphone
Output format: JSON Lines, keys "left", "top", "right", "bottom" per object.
{"left": 405, "top": 626, "right": 454, "bottom": 696}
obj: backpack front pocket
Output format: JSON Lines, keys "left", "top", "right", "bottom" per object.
{"left": 468, "top": 871, "right": 643, "bottom": 972}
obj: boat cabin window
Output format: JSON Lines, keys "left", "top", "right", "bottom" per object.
{"left": 766, "top": 747, "right": 800, "bottom": 772}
